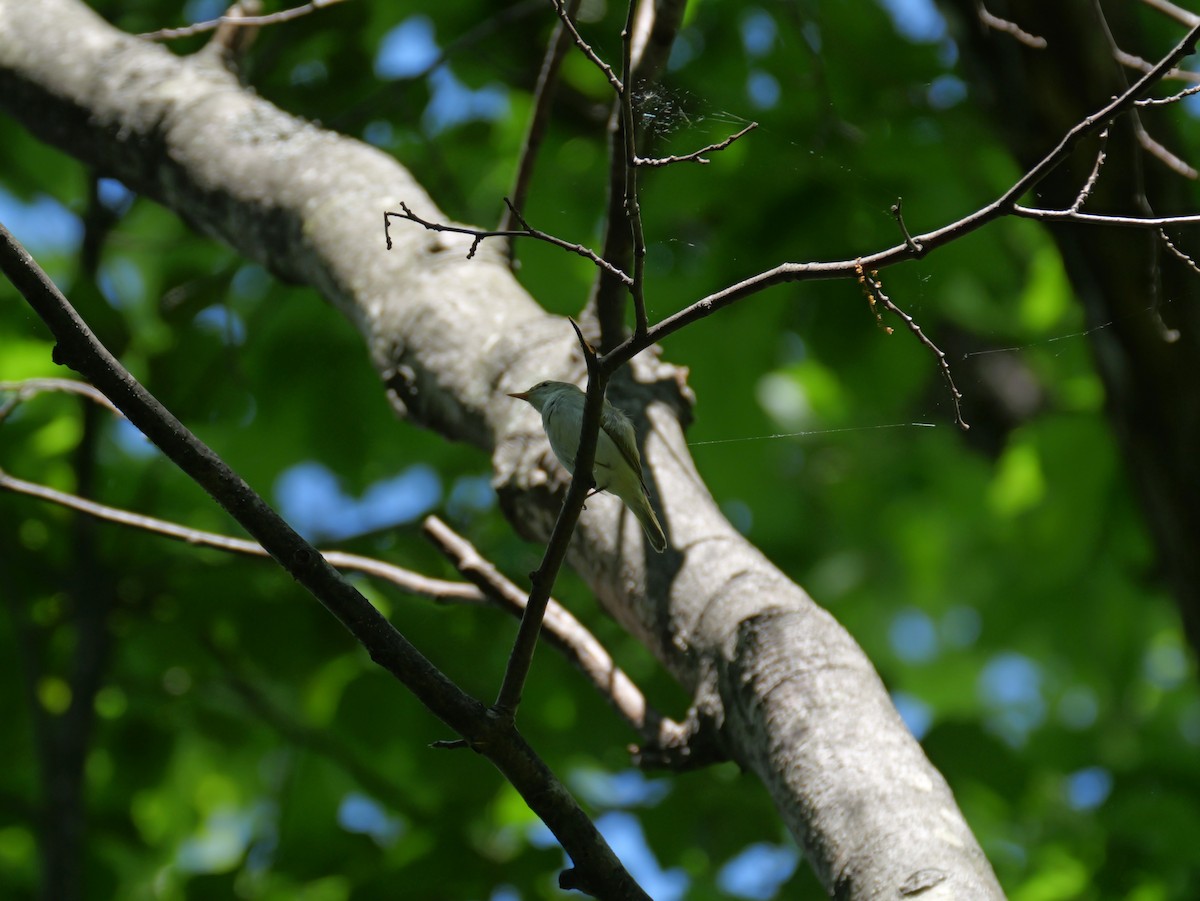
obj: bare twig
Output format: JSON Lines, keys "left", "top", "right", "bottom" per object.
{"left": 140, "top": 0, "right": 349, "bottom": 40}
{"left": 1071, "top": 127, "right": 1109, "bottom": 211}
{"left": 1136, "top": 83, "right": 1200, "bottom": 105}
{"left": 0, "top": 378, "right": 118, "bottom": 416}
{"left": 890, "top": 198, "right": 923, "bottom": 253}
{"left": 859, "top": 269, "right": 969, "bottom": 431}
{"left": 423, "top": 516, "right": 678, "bottom": 739}
{"left": 634, "top": 121, "right": 758, "bottom": 167}
{"left": 857, "top": 261, "right": 893, "bottom": 334}
{"left": 1158, "top": 227, "right": 1200, "bottom": 276}
{"left": 618, "top": 1, "right": 648, "bottom": 337}
{"left": 386, "top": 202, "right": 633, "bottom": 286}
{"left": 1141, "top": 0, "right": 1200, "bottom": 28}
{"left": 0, "top": 469, "right": 484, "bottom": 604}
{"left": 1135, "top": 123, "right": 1199, "bottom": 178}
{"left": 976, "top": 1, "right": 1047, "bottom": 49}
{"left": 1012, "top": 206, "right": 1200, "bottom": 226}
{"left": 550, "top": 0, "right": 622, "bottom": 93}
{"left": 1115, "top": 48, "right": 1200, "bottom": 82}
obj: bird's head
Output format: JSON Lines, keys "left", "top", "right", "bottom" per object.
{"left": 507, "top": 380, "right": 576, "bottom": 413}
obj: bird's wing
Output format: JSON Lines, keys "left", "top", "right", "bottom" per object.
{"left": 601, "top": 404, "right": 646, "bottom": 485}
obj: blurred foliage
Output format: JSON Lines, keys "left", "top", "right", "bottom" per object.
{"left": 1, "top": 1, "right": 1199, "bottom": 899}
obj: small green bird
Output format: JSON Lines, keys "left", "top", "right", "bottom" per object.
{"left": 509, "top": 380, "right": 667, "bottom": 553}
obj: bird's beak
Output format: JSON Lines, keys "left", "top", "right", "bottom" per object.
{"left": 508, "top": 391, "right": 529, "bottom": 400}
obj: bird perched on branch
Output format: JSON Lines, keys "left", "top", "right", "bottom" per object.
{"left": 509, "top": 380, "right": 667, "bottom": 553}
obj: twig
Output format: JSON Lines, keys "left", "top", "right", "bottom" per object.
{"left": 1136, "top": 83, "right": 1200, "bottom": 105}
{"left": 618, "top": 0, "right": 649, "bottom": 337}
{"left": 1071, "top": 127, "right": 1109, "bottom": 211}
{"left": 1012, "top": 207, "right": 1200, "bottom": 226}
{"left": 856, "top": 261, "right": 892, "bottom": 334}
{"left": 493, "top": 320, "right": 607, "bottom": 717}
{"left": 859, "top": 269, "right": 969, "bottom": 431}
{"left": 0, "top": 378, "right": 118, "bottom": 416}
{"left": 501, "top": 0, "right": 582, "bottom": 244}
{"left": 1158, "top": 228, "right": 1200, "bottom": 275}
{"left": 424, "top": 515, "right": 678, "bottom": 738}
{"left": 634, "top": 121, "right": 758, "bottom": 167}
{"left": 1141, "top": 0, "right": 1200, "bottom": 28}
{"left": 0, "top": 469, "right": 485, "bottom": 605}
{"left": 140, "top": 0, "right": 349, "bottom": 40}
{"left": 890, "top": 198, "right": 923, "bottom": 254}
{"left": 975, "top": 2, "right": 1047, "bottom": 49}
{"left": 386, "top": 202, "right": 633, "bottom": 287}
{"left": 550, "top": 0, "right": 622, "bottom": 92}
{"left": 0, "top": 223, "right": 650, "bottom": 901}
{"left": 1115, "top": 48, "right": 1200, "bottom": 83}
{"left": 1134, "top": 123, "right": 1199, "bottom": 178}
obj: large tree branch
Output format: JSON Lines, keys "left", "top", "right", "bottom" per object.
{"left": 0, "top": 2, "right": 1003, "bottom": 896}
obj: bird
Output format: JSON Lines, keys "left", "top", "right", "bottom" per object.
{"left": 508, "top": 380, "right": 667, "bottom": 553}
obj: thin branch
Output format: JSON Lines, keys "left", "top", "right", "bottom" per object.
{"left": 1136, "top": 83, "right": 1200, "bottom": 104}
{"left": 1135, "top": 123, "right": 1199, "bottom": 178}
{"left": 859, "top": 268, "right": 969, "bottom": 431}
{"left": 386, "top": 202, "right": 633, "bottom": 286}
{"left": 618, "top": 0, "right": 648, "bottom": 337}
{"left": 549, "top": 0, "right": 622, "bottom": 93}
{"left": 0, "top": 378, "right": 118, "bottom": 416}
{"left": 1141, "top": 0, "right": 1200, "bottom": 28}
{"left": 1158, "top": 227, "right": 1200, "bottom": 276}
{"left": 1071, "top": 127, "right": 1109, "bottom": 211}
{"left": 0, "top": 469, "right": 484, "bottom": 605}
{"left": 140, "top": 0, "right": 349, "bottom": 40}
{"left": 1013, "top": 206, "right": 1200, "bottom": 226}
{"left": 890, "top": 198, "right": 923, "bottom": 253}
{"left": 501, "top": 0, "right": 582, "bottom": 242}
{"left": 493, "top": 319, "right": 607, "bottom": 717}
{"left": 0, "top": 222, "right": 650, "bottom": 901}
{"left": 423, "top": 515, "right": 677, "bottom": 739}
{"left": 1115, "top": 47, "right": 1200, "bottom": 83}
{"left": 634, "top": 121, "right": 758, "bottom": 167}
{"left": 975, "top": 1, "right": 1047, "bottom": 49}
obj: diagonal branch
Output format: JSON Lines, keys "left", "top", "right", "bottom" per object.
{"left": 493, "top": 319, "right": 608, "bottom": 717}
{"left": 423, "top": 515, "right": 683, "bottom": 742}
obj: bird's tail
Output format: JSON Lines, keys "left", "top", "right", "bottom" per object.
{"left": 628, "top": 492, "right": 667, "bottom": 554}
